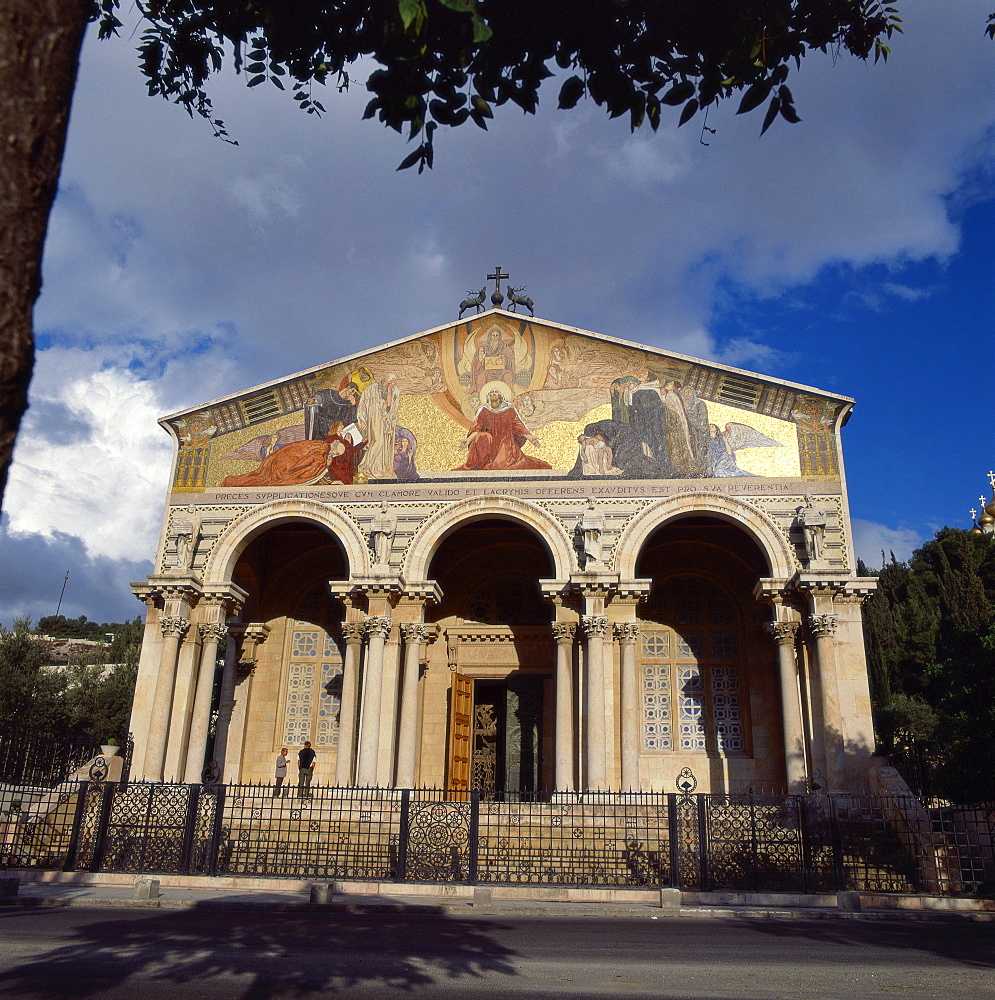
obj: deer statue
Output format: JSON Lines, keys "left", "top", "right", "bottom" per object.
{"left": 458, "top": 286, "right": 486, "bottom": 318}
{"left": 507, "top": 285, "right": 534, "bottom": 316}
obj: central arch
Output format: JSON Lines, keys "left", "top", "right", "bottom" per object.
{"left": 403, "top": 494, "right": 575, "bottom": 583}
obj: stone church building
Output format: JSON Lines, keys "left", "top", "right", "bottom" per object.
{"left": 129, "top": 297, "right": 877, "bottom": 797}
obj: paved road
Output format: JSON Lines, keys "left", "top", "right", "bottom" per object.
{"left": 0, "top": 907, "right": 992, "bottom": 999}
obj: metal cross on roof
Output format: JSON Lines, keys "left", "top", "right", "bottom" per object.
{"left": 487, "top": 265, "right": 509, "bottom": 307}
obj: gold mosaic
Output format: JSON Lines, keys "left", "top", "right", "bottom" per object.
{"left": 186, "top": 316, "right": 840, "bottom": 491}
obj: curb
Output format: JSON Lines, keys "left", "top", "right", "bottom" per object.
{"left": 2, "top": 894, "right": 993, "bottom": 922}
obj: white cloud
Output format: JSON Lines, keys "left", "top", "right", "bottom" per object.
{"left": 231, "top": 165, "right": 304, "bottom": 225}
{"left": 7, "top": 365, "right": 173, "bottom": 563}
{"left": 851, "top": 519, "right": 925, "bottom": 569}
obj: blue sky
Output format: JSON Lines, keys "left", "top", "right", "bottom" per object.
{"left": 1, "top": 2, "right": 993, "bottom": 625}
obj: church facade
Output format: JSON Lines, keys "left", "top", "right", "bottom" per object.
{"left": 129, "top": 304, "right": 877, "bottom": 796}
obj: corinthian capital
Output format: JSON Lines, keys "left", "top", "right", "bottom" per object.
{"left": 341, "top": 621, "right": 366, "bottom": 643}
{"left": 365, "top": 615, "right": 393, "bottom": 639}
{"left": 808, "top": 614, "right": 838, "bottom": 639}
{"left": 401, "top": 622, "right": 436, "bottom": 644}
{"left": 197, "top": 622, "right": 228, "bottom": 643}
{"left": 551, "top": 622, "right": 576, "bottom": 644}
{"left": 580, "top": 615, "right": 609, "bottom": 639}
{"left": 766, "top": 621, "right": 800, "bottom": 645}
{"left": 159, "top": 616, "right": 190, "bottom": 639}
{"left": 198, "top": 622, "right": 229, "bottom": 644}
{"left": 612, "top": 622, "right": 640, "bottom": 644}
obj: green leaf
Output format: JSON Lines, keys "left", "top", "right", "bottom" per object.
{"left": 736, "top": 78, "right": 773, "bottom": 115}
{"left": 661, "top": 80, "right": 694, "bottom": 106}
{"left": 759, "top": 96, "right": 779, "bottom": 135}
{"left": 397, "top": 145, "right": 425, "bottom": 171}
{"left": 647, "top": 94, "right": 661, "bottom": 131}
{"left": 398, "top": 0, "right": 422, "bottom": 30}
{"left": 557, "top": 75, "right": 585, "bottom": 110}
{"left": 247, "top": 75, "right": 265, "bottom": 88}
{"left": 677, "top": 97, "right": 699, "bottom": 127}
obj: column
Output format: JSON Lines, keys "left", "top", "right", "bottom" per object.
{"left": 222, "top": 623, "right": 268, "bottom": 784}
{"left": 552, "top": 623, "right": 576, "bottom": 792}
{"left": 183, "top": 620, "right": 228, "bottom": 783}
{"left": 809, "top": 613, "right": 844, "bottom": 790}
{"left": 356, "top": 615, "right": 391, "bottom": 786}
{"left": 335, "top": 621, "right": 365, "bottom": 787}
{"left": 766, "top": 621, "right": 807, "bottom": 794}
{"left": 615, "top": 622, "right": 640, "bottom": 791}
{"left": 143, "top": 614, "right": 189, "bottom": 781}
{"left": 214, "top": 630, "right": 239, "bottom": 781}
{"left": 164, "top": 625, "right": 203, "bottom": 782}
{"left": 581, "top": 614, "right": 609, "bottom": 791}
{"left": 395, "top": 623, "right": 433, "bottom": 788}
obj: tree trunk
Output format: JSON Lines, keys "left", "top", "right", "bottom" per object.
{"left": 0, "top": 0, "right": 89, "bottom": 510}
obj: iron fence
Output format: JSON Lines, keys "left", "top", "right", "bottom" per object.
{"left": 0, "top": 779, "right": 992, "bottom": 897}
{"left": 0, "top": 728, "right": 96, "bottom": 787}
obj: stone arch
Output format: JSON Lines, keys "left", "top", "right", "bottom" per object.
{"left": 613, "top": 492, "right": 796, "bottom": 581}
{"left": 402, "top": 494, "right": 575, "bottom": 583}
{"left": 202, "top": 499, "right": 371, "bottom": 585}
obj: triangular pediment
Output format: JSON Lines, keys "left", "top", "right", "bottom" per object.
{"left": 163, "top": 309, "right": 851, "bottom": 492}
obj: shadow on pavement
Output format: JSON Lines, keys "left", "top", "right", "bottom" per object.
{"left": 730, "top": 915, "right": 995, "bottom": 969}
{"left": 0, "top": 901, "right": 520, "bottom": 997}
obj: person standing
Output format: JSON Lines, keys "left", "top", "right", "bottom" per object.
{"left": 273, "top": 747, "right": 289, "bottom": 797}
{"left": 298, "top": 741, "right": 316, "bottom": 798}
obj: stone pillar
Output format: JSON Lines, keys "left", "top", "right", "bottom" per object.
{"left": 214, "top": 630, "right": 239, "bottom": 781}
{"left": 766, "top": 621, "right": 807, "bottom": 794}
{"left": 222, "top": 623, "right": 269, "bottom": 784}
{"left": 127, "top": 592, "right": 164, "bottom": 775}
{"left": 395, "top": 623, "right": 434, "bottom": 788}
{"left": 143, "top": 615, "right": 190, "bottom": 781}
{"left": 356, "top": 615, "right": 391, "bottom": 786}
{"left": 615, "top": 622, "right": 641, "bottom": 791}
{"left": 378, "top": 629, "right": 402, "bottom": 784}
{"left": 552, "top": 623, "right": 576, "bottom": 792}
{"left": 581, "top": 615, "right": 609, "bottom": 791}
{"left": 335, "top": 621, "right": 365, "bottom": 787}
{"left": 183, "top": 620, "right": 228, "bottom": 783}
{"left": 809, "top": 613, "right": 844, "bottom": 790}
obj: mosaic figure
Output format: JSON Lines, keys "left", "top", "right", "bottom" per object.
{"left": 455, "top": 385, "right": 552, "bottom": 472}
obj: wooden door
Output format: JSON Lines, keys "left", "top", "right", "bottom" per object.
{"left": 448, "top": 673, "right": 473, "bottom": 800}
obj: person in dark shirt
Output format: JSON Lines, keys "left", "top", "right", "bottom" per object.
{"left": 297, "top": 741, "right": 316, "bottom": 798}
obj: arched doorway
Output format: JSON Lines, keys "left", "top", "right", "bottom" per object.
{"left": 221, "top": 521, "right": 349, "bottom": 780}
{"left": 425, "top": 518, "right": 555, "bottom": 798}
{"left": 634, "top": 516, "right": 784, "bottom": 793}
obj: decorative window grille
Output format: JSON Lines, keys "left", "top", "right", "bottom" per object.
{"left": 241, "top": 389, "right": 282, "bottom": 425}
{"left": 717, "top": 374, "right": 761, "bottom": 410}
{"left": 282, "top": 594, "right": 343, "bottom": 748}
{"left": 639, "top": 578, "right": 745, "bottom": 754}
